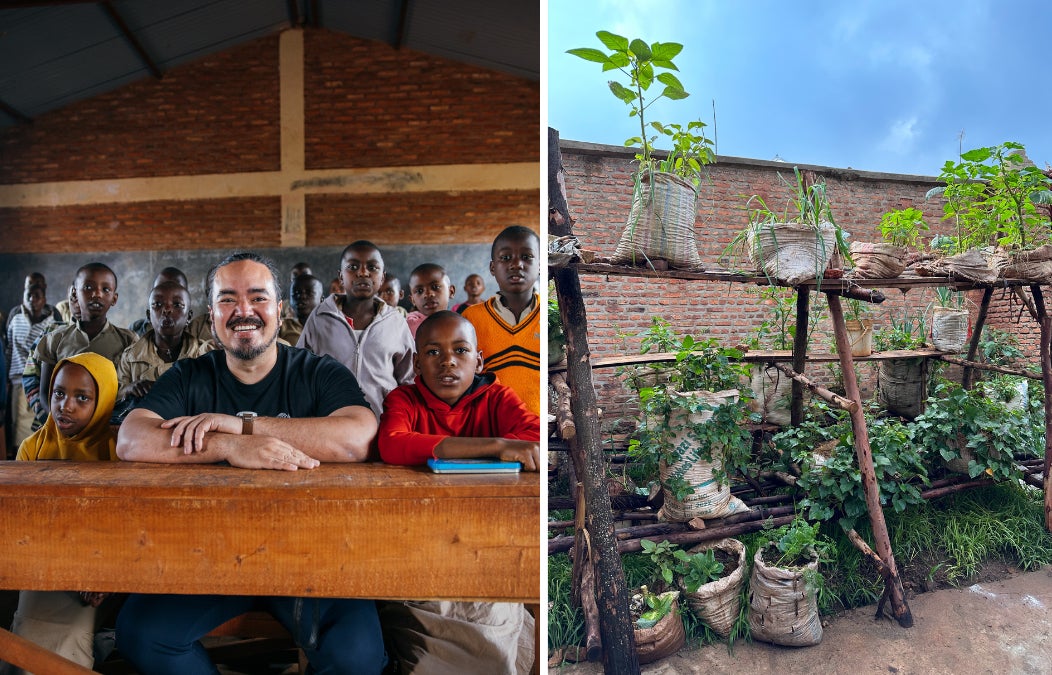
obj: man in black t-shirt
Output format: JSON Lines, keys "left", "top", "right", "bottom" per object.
{"left": 115, "top": 252, "right": 385, "bottom": 674}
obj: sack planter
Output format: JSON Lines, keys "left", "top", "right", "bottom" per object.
{"left": 748, "top": 543, "right": 823, "bottom": 647}
{"left": 931, "top": 307, "right": 969, "bottom": 353}
{"left": 631, "top": 592, "right": 686, "bottom": 664}
{"left": 653, "top": 389, "right": 751, "bottom": 522}
{"left": 877, "top": 357, "right": 929, "bottom": 420}
{"left": 679, "top": 538, "right": 747, "bottom": 638}
{"left": 748, "top": 364, "right": 794, "bottom": 427}
{"left": 747, "top": 221, "right": 838, "bottom": 286}
{"left": 848, "top": 241, "right": 907, "bottom": 279}
{"left": 610, "top": 171, "right": 702, "bottom": 270}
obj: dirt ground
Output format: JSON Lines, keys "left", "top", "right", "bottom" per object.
{"left": 553, "top": 564, "right": 1052, "bottom": 674}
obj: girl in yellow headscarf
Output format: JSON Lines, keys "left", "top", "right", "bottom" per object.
{"left": 10, "top": 352, "right": 119, "bottom": 671}
{"left": 16, "top": 351, "right": 117, "bottom": 461}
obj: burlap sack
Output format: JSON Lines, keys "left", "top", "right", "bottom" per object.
{"left": 877, "top": 358, "right": 929, "bottom": 419}
{"left": 848, "top": 241, "right": 907, "bottom": 279}
{"left": 635, "top": 599, "right": 686, "bottom": 664}
{"left": 1001, "top": 244, "right": 1052, "bottom": 282}
{"left": 915, "top": 248, "right": 1006, "bottom": 284}
{"left": 653, "top": 390, "right": 751, "bottom": 522}
{"left": 747, "top": 222, "right": 837, "bottom": 285}
{"left": 931, "top": 307, "right": 969, "bottom": 352}
{"left": 610, "top": 171, "right": 702, "bottom": 270}
{"left": 680, "top": 538, "right": 747, "bottom": 638}
{"left": 747, "top": 545, "right": 823, "bottom": 647}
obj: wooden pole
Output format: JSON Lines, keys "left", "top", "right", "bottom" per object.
{"left": 550, "top": 127, "right": 639, "bottom": 674}
{"left": 0, "top": 628, "right": 97, "bottom": 675}
{"left": 937, "top": 355, "right": 1041, "bottom": 380}
{"left": 1030, "top": 285, "right": 1052, "bottom": 532}
{"left": 790, "top": 289, "right": 810, "bottom": 425}
{"left": 772, "top": 362, "right": 859, "bottom": 413}
{"left": 827, "top": 293, "right": 913, "bottom": 627}
{"left": 962, "top": 287, "right": 994, "bottom": 389}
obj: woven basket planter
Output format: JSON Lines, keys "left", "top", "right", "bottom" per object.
{"left": 609, "top": 171, "right": 702, "bottom": 270}
{"left": 747, "top": 221, "right": 837, "bottom": 286}
{"left": 931, "top": 307, "right": 969, "bottom": 352}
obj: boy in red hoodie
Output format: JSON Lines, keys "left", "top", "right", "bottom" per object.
{"left": 377, "top": 310, "right": 538, "bottom": 673}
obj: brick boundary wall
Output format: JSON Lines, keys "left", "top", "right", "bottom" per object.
{"left": 557, "top": 140, "right": 1041, "bottom": 430}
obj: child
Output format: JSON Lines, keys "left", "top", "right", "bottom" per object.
{"left": 377, "top": 311, "right": 538, "bottom": 674}
{"left": 116, "top": 280, "right": 213, "bottom": 411}
{"left": 280, "top": 273, "right": 324, "bottom": 345}
{"left": 462, "top": 226, "right": 541, "bottom": 415}
{"left": 452, "top": 273, "right": 486, "bottom": 313}
{"left": 32, "top": 263, "right": 136, "bottom": 422}
{"left": 6, "top": 276, "right": 58, "bottom": 448}
{"left": 10, "top": 352, "right": 119, "bottom": 669}
{"left": 379, "top": 273, "right": 408, "bottom": 317}
{"left": 405, "top": 263, "right": 455, "bottom": 338}
{"left": 297, "top": 241, "right": 415, "bottom": 421}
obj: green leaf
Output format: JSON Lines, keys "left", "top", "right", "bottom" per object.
{"left": 960, "top": 147, "right": 992, "bottom": 162}
{"left": 608, "top": 81, "right": 636, "bottom": 104}
{"left": 656, "top": 72, "right": 685, "bottom": 90}
{"left": 607, "top": 53, "right": 630, "bottom": 69}
{"left": 663, "top": 86, "right": 689, "bottom": 101}
{"left": 566, "top": 48, "right": 610, "bottom": 64}
{"left": 629, "top": 39, "right": 652, "bottom": 61}
{"left": 596, "top": 31, "right": 628, "bottom": 52}
{"left": 650, "top": 42, "right": 684, "bottom": 61}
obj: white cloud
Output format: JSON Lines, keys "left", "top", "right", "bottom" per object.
{"left": 880, "top": 117, "right": 920, "bottom": 155}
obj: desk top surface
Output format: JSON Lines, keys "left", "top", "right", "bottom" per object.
{"left": 0, "top": 460, "right": 539, "bottom": 499}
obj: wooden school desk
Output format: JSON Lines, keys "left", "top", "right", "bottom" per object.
{"left": 0, "top": 461, "right": 540, "bottom": 673}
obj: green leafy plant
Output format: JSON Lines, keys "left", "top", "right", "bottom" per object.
{"left": 746, "top": 286, "right": 828, "bottom": 351}
{"left": 567, "top": 32, "right": 714, "bottom": 184}
{"left": 633, "top": 586, "right": 679, "bottom": 628}
{"left": 912, "top": 380, "right": 1039, "bottom": 480}
{"left": 755, "top": 516, "right": 836, "bottom": 596}
{"left": 978, "top": 327, "right": 1024, "bottom": 366}
{"left": 873, "top": 311, "right": 927, "bottom": 351}
{"left": 933, "top": 286, "right": 965, "bottom": 310}
{"left": 640, "top": 538, "right": 681, "bottom": 587}
{"left": 675, "top": 548, "right": 726, "bottom": 593}
{"left": 927, "top": 141, "right": 1052, "bottom": 251}
{"left": 783, "top": 414, "right": 929, "bottom": 532}
{"left": 879, "top": 207, "right": 929, "bottom": 248}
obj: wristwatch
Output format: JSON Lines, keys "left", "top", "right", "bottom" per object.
{"left": 236, "top": 411, "right": 257, "bottom": 435}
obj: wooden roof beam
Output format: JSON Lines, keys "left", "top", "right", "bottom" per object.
{"left": 0, "top": 98, "right": 33, "bottom": 125}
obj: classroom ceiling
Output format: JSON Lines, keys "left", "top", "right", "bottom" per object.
{"left": 0, "top": 0, "right": 539, "bottom": 129}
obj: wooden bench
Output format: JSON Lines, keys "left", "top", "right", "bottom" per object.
{"left": 0, "top": 461, "right": 540, "bottom": 673}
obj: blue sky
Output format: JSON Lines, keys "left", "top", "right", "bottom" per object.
{"left": 546, "top": 0, "right": 1051, "bottom": 177}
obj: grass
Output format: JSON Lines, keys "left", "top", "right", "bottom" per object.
{"left": 548, "top": 482, "right": 1052, "bottom": 659}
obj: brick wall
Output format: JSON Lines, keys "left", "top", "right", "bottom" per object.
{"left": 305, "top": 31, "right": 538, "bottom": 168}
{"left": 0, "top": 36, "right": 282, "bottom": 183}
{"left": 0, "top": 29, "right": 539, "bottom": 256}
{"left": 558, "top": 141, "right": 1040, "bottom": 427}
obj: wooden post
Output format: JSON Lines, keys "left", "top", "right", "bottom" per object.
{"left": 550, "top": 127, "right": 639, "bottom": 674}
{"left": 1030, "top": 285, "right": 1052, "bottom": 532}
{"left": 791, "top": 289, "right": 810, "bottom": 425}
{"left": 962, "top": 287, "right": 993, "bottom": 389}
{"left": 827, "top": 293, "right": 913, "bottom": 627}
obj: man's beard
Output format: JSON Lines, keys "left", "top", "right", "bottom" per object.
{"left": 212, "top": 319, "right": 278, "bottom": 361}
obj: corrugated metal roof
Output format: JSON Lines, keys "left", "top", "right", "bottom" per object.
{"left": 0, "top": 0, "right": 539, "bottom": 128}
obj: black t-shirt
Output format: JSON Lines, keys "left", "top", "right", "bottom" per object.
{"left": 141, "top": 344, "right": 371, "bottom": 420}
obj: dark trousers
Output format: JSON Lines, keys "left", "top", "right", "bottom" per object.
{"left": 115, "top": 593, "right": 386, "bottom": 674}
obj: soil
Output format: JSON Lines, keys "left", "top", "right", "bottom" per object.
{"left": 553, "top": 564, "right": 1052, "bottom": 674}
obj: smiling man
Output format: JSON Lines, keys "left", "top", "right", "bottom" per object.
{"left": 114, "top": 251, "right": 385, "bottom": 674}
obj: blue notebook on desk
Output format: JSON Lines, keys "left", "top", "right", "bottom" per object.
{"left": 427, "top": 458, "right": 522, "bottom": 474}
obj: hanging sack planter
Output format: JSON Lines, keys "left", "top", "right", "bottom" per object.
{"left": 747, "top": 364, "right": 793, "bottom": 427}
{"left": 747, "top": 544, "right": 823, "bottom": 647}
{"left": 655, "top": 390, "right": 751, "bottom": 522}
{"left": 633, "top": 595, "right": 686, "bottom": 664}
{"left": 877, "top": 358, "right": 929, "bottom": 419}
{"left": 844, "top": 319, "right": 874, "bottom": 357}
{"left": 848, "top": 242, "right": 907, "bottom": 279}
{"left": 1001, "top": 244, "right": 1052, "bottom": 282}
{"left": 915, "top": 248, "right": 1006, "bottom": 284}
{"left": 679, "top": 538, "right": 747, "bottom": 638}
{"left": 747, "top": 222, "right": 837, "bottom": 286}
{"left": 609, "top": 171, "right": 702, "bottom": 270}
{"left": 930, "top": 307, "right": 969, "bottom": 352}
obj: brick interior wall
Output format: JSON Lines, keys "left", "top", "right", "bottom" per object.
{"left": 0, "top": 29, "right": 539, "bottom": 256}
{"left": 305, "top": 31, "right": 539, "bottom": 169}
{"left": 558, "top": 141, "right": 1040, "bottom": 429}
